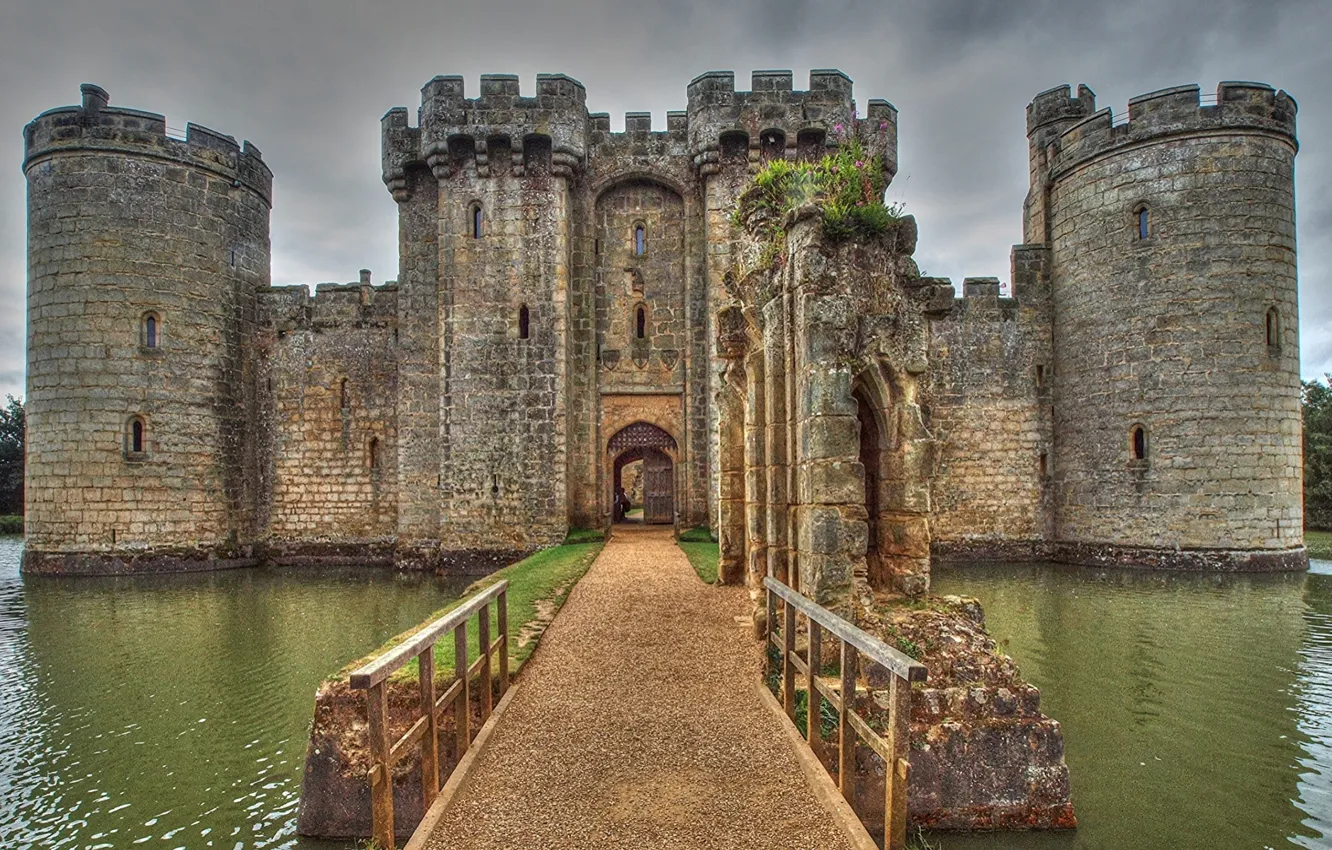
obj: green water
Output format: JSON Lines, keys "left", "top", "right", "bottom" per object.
{"left": 0, "top": 538, "right": 472, "bottom": 849}
{"left": 929, "top": 560, "right": 1332, "bottom": 850}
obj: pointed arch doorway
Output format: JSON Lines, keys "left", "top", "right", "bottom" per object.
{"left": 608, "top": 422, "right": 677, "bottom": 526}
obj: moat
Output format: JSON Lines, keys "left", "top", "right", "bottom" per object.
{"left": 1, "top": 537, "right": 1328, "bottom": 849}
{"left": 0, "top": 538, "right": 470, "bottom": 849}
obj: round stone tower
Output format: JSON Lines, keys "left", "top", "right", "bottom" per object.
{"left": 23, "top": 84, "right": 272, "bottom": 574}
{"left": 1028, "top": 81, "right": 1303, "bottom": 570}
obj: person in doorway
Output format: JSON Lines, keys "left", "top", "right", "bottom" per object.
{"left": 614, "top": 486, "right": 629, "bottom": 522}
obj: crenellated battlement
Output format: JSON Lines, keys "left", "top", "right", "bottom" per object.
{"left": 1046, "top": 81, "right": 1297, "bottom": 177}
{"left": 23, "top": 84, "right": 272, "bottom": 204}
{"left": 686, "top": 69, "right": 896, "bottom": 179}
{"left": 1026, "top": 84, "right": 1098, "bottom": 135}
{"left": 381, "top": 73, "right": 589, "bottom": 196}
{"left": 261, "top": 274, "right": 399, "bottom": 334}
{"left": 586, "top": 110, "right": 692, "bottom": 165}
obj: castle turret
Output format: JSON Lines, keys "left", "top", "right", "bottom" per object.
{"left": 23, "top": 84, "right": 272, "bottom": 574}
{"left": 1036, "top": 82, "right": 1303, "bottom": 569}
{"left": 382, "top": 74, "right": 588, "bottom": 566}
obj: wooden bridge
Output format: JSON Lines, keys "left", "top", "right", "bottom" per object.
{"left": 349, "top": 524, "right": 924, "bottom": 850}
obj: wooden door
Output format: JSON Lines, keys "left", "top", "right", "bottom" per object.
{"left": 643, "top": 453, "right": 674, "bottom": 524}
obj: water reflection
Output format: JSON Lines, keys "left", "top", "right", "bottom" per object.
{"left": 930, "top": 561, "right": 1332, "bottom": 849}
{"left": 0, "top": 538, "right": 471, "bottom": 849}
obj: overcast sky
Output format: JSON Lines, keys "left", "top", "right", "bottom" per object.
{"left": 0, "top": 0, "right": 1328, "bottom": 401}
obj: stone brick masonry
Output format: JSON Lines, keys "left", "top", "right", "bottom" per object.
{"left": 20, "top": 73, "right": 1306, "bottom": 575}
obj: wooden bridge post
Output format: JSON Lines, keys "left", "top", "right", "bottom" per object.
{"left": 765, "top": 586, "right": 778, "bottom": 683}
{"left": 418, "top": 646, "right": 439, "bottom": 808}
{"left": 806, "top": 620, "right": 823, "bottom": 758}
{"left": 367, "top": 679, "right": 395, "bottom": 850}
{"left": 479, "top": 602, "right": 493, "bottom": 721}
{"left": 782, "top": 600, "right": 797, "bottom": 718}
{"left": 886, "top": 673, "right": 911, "bottom": 850}
{"left": 497, "top": 588, "right": 510, "bottom": 695}
{"left": 838, "top": 640, "right": 858, "bottom": 804}
{"left": 454, "top": 622, "right": 470, "bottom": 761}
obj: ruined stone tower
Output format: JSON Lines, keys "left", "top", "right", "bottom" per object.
{"left": 23, "top": 85, "right": 271, "bottom": 573}
{"left": 19, "top": 74, "right": 1305, "bottom": 576}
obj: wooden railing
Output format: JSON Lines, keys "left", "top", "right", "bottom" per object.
{"left": 348, "top": 580, "right": 510, "bottom": 850}
{"left": 764, "top": 576, "right": 927, "bottom": 850}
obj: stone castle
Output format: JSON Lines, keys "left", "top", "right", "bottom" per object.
{"left": 21, "top": 71, "right": 1305, "bottom": 581}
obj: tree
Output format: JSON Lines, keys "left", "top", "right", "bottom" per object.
{"left": 1303, "top": 377, "right": 1332, "bottom": 530}
{"left": 0, "top": 396, "right": 22, "bottom": 516}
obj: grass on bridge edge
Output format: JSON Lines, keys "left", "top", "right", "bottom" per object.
{"left": 334, "top": 529, "right": 606, "bottom": 686}
{"left": 677, "top": 526, "right": 719, "bottom": 584}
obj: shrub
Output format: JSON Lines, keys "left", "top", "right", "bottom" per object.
{"left": 733, "top": 136, "right": 903, "bottom": 271}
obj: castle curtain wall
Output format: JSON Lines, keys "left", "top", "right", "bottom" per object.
{"left": 256, "top": 284, "right": 399, "bottom": 562}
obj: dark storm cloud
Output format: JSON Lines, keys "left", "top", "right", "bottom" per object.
{"left": 0, "top": 0, "right": 1329, "bottom": 401}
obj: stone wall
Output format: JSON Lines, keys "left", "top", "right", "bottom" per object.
{"left": 21, "top": 73, "right": 1306, "bottom": 576}
{"left": 23, "top": 85, "right": 271, "bottom": 574}
{"left": 926, "top": 251, "right": 1053, "bottom": 561}
{"left": 258, "top": 280, "right": 398, "bottom": 563}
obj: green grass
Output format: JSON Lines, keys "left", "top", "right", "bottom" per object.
{"left": 0, "top": 515, "right": 21, "bottom": 535}
{"left": 562, "top": 527, "right": 605, "bottom": 545}
{"left": 337, "top": 539, "right": 604, "bottom": 685}
{"left": 677, "top": 526, "right": 719, "bottom": 584}
{"left": 1307, "top": 530, "right": 1332, "bottom": 559}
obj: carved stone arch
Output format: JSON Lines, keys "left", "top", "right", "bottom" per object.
{"left": 719, "top": 130, "right": 749, "bottom": 161}
{"left": 757, "top": 127, "right": 787, "bottom": 161}
{"left": 590, "top": 171, "right": 689, "bottom": 204}
{"left": 607, "top": 422, "right": 679, "bottom": 526}
{"left": 607, "top": 420, "right": 678, "bottom": 456}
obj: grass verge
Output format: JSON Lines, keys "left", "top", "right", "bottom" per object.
{"left": 1307, "top": 530, "right": 1332, "bottom": 560}
{"left": 677, "top": 526, "right": 719, "bottom": 584}
{"left": 336, "top": 535, "right": 604, "bottom": 685}
{"left": 0, "top": 515, "right": 21, "bottom": 534}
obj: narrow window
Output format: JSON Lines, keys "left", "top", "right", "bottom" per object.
{"left": 471, "top": 203, "right": 483, "bottom": 238}
{"left": 1136, "top": 206, "right": 1150, "bottom": 241}
{"left": 634, "top": 225, "right": 646, "bottom": 257}
{"left": 368, "top": 437, "right": 380, "bottom": 470}
{"left": 142, "top": 313, "right": 160, "bottom": 349}
{"left": 1130, "top": 424, "right": 1147, "bottom": 461}
{"left": 1039, "top": 451, "right": 1048, "bottom": 478}
{"left": 1266, "top": 307, "right": 1280, "bottom": 349}
{"left": 339, "top": 378, "right": 349, "bottom": 410}
{"left": 1035, "top": 364, "right": 1045, "bottom": 388}
{"left": 518, "top": 304, "right": 530, "bottom": 340}
{"left": 126, "top": 416, "right": 146, "bottom": 456}
{"left": 636, "top": 306, "right": 647, "bottom": 340}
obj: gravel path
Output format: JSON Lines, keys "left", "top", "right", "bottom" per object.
{"left": 421, "top": 524, "right": 853, "bottom": 850}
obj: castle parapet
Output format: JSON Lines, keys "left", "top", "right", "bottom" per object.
{"left": 686, "top": 69, "right": 897, "bottom": 179}
{"left": 260, "top": 278, "right": 399, "bottom": 334}
{"left": 23, "top": 84, "right": 272, "bottom": 204}
{"left": 381, "top": 73, "right": 589, "bottom": 195}
{"left": 1047, "top": 81, "right": 1297, "bottom": 177}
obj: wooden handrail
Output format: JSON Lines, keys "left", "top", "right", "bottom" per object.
{"left": 349, "top": 580, "right": 508, "bottom": 689}
{"left": 763, "top": 576, "right": 926, "bottom": 850}
{"left": 349, "top": 580, "right": 510, "bottom": 850}
{"left": 764, "top": 577, "right": 926, "bottom": 682}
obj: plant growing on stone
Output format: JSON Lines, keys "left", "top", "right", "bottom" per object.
{"left": 733, "top": 136, "right": 903, "bottom": 272}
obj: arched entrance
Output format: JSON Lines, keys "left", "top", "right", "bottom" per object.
{"left": 608, "top": 422, "right": 677, "bottom": 525}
